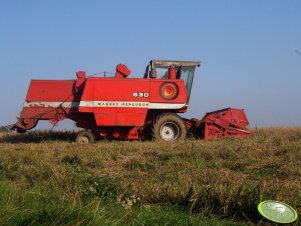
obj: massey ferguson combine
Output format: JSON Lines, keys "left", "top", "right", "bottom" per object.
{"left": 9, "top": 60, "right": 251, "bottom": 143}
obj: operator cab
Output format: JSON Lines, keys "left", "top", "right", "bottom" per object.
{"left": 144, "top": 60, "right": 201, "bottom": 102}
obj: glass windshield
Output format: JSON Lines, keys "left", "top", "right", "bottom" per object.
{"left": 180, "top": 66, "right": 195, "bottom": 103}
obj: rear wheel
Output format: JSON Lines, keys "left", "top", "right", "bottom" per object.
{"left": 76, "top": 131, "right": 95, "bottom": 144}
{"left": 152, "top": 113, "right": 186, "bottom": 141}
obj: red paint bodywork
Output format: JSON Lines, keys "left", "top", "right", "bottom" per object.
{"left": 12, "top": 66, "right": 189, "bottom": 139}
{"left": 200, "top": 108, "right": 251, "bottom": 140}
{"left": 10, "top": 61, "right": 251, "bottom": 140}
{"left": 79, "top": 78, "right": 187, "bottom": 127}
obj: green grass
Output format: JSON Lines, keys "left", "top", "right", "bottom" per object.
{"left": 0, "top": 128, "right": 301, "bottom": 225}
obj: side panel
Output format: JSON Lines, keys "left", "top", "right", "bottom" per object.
{"left": 149, "top": 79, "right": 187, "bottom": 105}
{"left": 20, "top": 80, "right": 78, "bottom": 118}
{"left": 25, "top": 80, "right": 77, "bottom": 101}
{"left": 79, "top": 78, "right": 150, "bottom": 126}
{"left": 79, "top": 78, "right": 188, "bottom": 127}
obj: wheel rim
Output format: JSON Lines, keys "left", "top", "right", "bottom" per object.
{"left": 160, "top": 122, "right": 180, "bottom": 141}
{"left": 78, "top": 135, "right": 90, "bottom": 144}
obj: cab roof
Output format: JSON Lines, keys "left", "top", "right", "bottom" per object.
{"left": 150, "top": 60, "right": 201, "bottom": 69}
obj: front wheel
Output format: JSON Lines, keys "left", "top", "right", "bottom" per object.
{"left": 76, "top": 131, "right": 95, "bottom": 144}
{"left": 152, "top": 113, "right": 186, "bottom": 141}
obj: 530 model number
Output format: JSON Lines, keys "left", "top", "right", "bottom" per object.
{"left": 133, "top": 92, "right": 149, "bottom": 98}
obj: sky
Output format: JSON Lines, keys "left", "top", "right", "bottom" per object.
{"left": 0, "top": 0, "right": 300, "bottom": 129}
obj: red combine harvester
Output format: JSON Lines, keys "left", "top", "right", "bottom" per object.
{"left": 9, "top": 60, "right": 251, "bottom": 143}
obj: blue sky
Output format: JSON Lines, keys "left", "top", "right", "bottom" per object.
{"left": 0, "top": 0, "right": 300, "bottom": 129}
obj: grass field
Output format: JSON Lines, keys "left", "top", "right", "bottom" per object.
{"left": 0, "top": 128, "right": 300, "bottom": 225}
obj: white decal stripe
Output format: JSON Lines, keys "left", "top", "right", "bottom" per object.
{"left": 79, "top": 101, "right": 186, "bottom": 109}
{"left": 23, "top": 101, "right": 79, "bottom": 108}
{"left": 23, "top": 101, "right": 186, "bottom": 110}
{"left": 79, "top": 101, "right": 149, "bottom": 108}
{"left": 148, "top": 103, "right": 186, "bottom": 109}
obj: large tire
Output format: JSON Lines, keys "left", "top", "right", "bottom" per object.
{"left": 76, "top": 131, "right": 95, "bottom": 144}
{"left": 152, "top": 113, "right": 186, "bottom": 141}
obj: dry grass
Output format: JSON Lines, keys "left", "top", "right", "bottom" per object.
{"left": 0, "top": 128, "right": 301, "bottom": 225}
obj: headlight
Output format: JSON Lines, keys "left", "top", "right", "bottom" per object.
{"left": 160, "top": 83, "right": 179, "bottom": 100}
